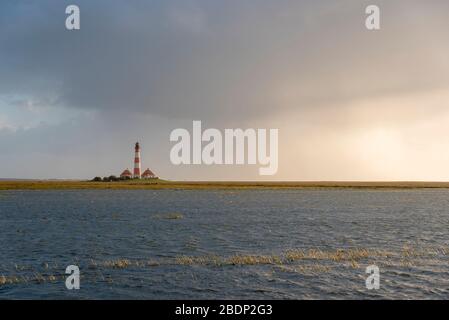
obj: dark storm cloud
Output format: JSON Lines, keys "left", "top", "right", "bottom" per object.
{"left": 1, "top": 0, "right": 449, "bottom": 122}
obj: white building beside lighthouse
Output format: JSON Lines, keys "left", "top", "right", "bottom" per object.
{"left": 142, "top": 168, "right": 157, "bottom": 179}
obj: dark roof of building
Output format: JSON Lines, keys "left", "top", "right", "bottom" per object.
{"left": 142, "top": 168, "right": 156, "bottom": 176}
{"left": 120, "top": 169, "right": 132, "bottom": 176}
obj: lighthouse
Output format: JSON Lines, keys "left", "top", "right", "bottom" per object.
{"left": 133, "top": 142, "right": 141, "bottom": 178}
{"left": 119, "top": 142, "right": 157, "bottom": 180}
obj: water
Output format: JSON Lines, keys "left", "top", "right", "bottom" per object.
{"left": 1, "top": 189, "right": 449, "bottom": 299}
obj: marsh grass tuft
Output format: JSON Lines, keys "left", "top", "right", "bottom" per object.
{"left": 103, "top": 259, "right": 132, "bottom": 269}
{"left": 226, "top": 255, "right": 282, "bottom": 266}
{"left": 0, "top": 273, "right": 63, "bottom": 285}
{"left": 284, "top": 248, "right": 391, "bottom": 263}
{"left": 175, "top": 255, "right": 222, "bottom": 266}
{"left": 154, "top": 212, "right": 184, "bottom": 220}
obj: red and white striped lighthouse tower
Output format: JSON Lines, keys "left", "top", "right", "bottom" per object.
{"left": 133, "top": 142, "right": 141, "bottom": 178}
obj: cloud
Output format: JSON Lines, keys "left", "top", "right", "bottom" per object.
{"left": 1, "top": 0, "right": 449, "bottom": 179}
{"left": 1, "top": 0, "right": 449, "bottom": 123}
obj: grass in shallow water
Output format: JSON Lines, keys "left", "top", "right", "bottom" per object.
{"left": 1, "top": 246, "right": 449, "bottom": 286}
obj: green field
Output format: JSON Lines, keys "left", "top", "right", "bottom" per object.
{"left": 2, "top": 179, "right": 449, "bottom": 190}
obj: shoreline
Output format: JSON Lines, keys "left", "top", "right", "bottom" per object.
{"left": 2, "top": 180, "right": 449, "bottom": 190}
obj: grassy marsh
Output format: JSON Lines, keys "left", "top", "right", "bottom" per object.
{"left": 2, "top": 179, "right": 449, "bottom": 190}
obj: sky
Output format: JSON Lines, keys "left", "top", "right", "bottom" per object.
{"left": 1, "top": 0, "right": 449, "bottom": 181}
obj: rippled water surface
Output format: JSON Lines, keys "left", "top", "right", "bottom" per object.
{"left": 1, "top": 189, "right": 449, "bottom": 299}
